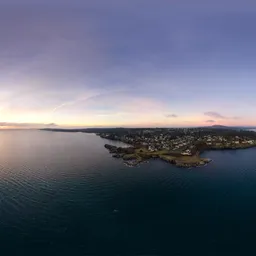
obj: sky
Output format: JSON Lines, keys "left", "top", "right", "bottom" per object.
{"left": 0, "top": 0, "right": 256, "bottom": 128}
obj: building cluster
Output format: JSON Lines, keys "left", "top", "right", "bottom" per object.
{"left": 99, "top": 128, "right": 256, "bottom": 155}
{"left": 199, "top": 135, "right": 255, "bottom": 146}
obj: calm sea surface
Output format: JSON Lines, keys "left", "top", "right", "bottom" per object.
{"left": 1, "top": 130, "right": 256, "bottom": 255}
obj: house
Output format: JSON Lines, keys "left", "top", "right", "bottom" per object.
{"left": 181, "top": 149, "right": 192, "bottom": 156}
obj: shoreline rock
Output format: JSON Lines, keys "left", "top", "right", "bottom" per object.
{"left": 105, "top": 144, "right": 212, "bottom": 168}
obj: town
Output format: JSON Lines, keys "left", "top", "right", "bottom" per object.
{"left": 42, "top": 127, "right": 256, "bottom": 168}
{"left": 98, "top": 127, "right": 256, "bottom": 156}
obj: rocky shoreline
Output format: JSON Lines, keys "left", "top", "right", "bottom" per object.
{"left": 104, "top": 144, "right": 211, "bottom": 168}
{"left": 104, "top": 142, "right": 256, "bottom": 168}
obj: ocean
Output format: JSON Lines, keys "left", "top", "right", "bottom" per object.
{"left": 0, "top": 130, "right": 256, "bottom": 255}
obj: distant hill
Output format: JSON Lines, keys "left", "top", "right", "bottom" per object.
{"left": 209, "top": 125, "right": 256, "bottom": 130}
{"left": 211, "top": 125, "right": 229, "bottom": 129}
{"left": 41, "top": 126, "right": 256, "bottom": 133}
{"left": 197, "top": 125, "right": 231, "bottom": 129}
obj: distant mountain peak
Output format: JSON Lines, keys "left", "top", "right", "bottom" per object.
{"left": 211, "top": 125, "right": 228, "bottom": 128}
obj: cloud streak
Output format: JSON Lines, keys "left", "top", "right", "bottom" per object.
{"left": 204, "top": 112, "right": 227, "bottom": 119}
{"left": 166, "top": 114, "right": 178, "bottom": 118}
{"left": 204, "top": 112, "right": 242, "bottom": 121}
{"left": 0, "top": 122, "right": 57, "bottom": 128}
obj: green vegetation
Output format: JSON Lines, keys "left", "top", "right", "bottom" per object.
{"left": 43, "top": 127, "right": 256, "bottom": 168}
{"left": 105, "top": 144, "right": 211, "bottom": 167}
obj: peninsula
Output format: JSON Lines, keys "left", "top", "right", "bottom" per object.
{"left": 42, "top": 127, "right": 256, "bottom": 168}
{"left": 97, "top": 127, "right": 256, "bottom": 167}
{"left": 104, "top": 143, "right": 211, "bottom": 167}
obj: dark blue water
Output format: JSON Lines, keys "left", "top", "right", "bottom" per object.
{"left": 1, "top": 131, "right": 256, "bottom": 255}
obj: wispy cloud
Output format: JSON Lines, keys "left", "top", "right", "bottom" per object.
{"left": 166, "top": 114, "right": 178, "bottom": 118}
{"left": 204, "top": 112, "right": 227, "bottom": 119}
{"left": 204, "top": 112, "right": 242, "bottom": 121}
{"left": 47, "top": 123, "right": 58, "bottom": 127}
{"left": 0, "top": 122, "right": 57, "bottom": 128}
{"left": 51, "top": 94, "right": 97, "bottom": 113}
{"left": 206, "top": 120, "right": 215, "bottom": 123}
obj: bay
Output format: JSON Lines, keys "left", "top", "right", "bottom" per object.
{"left": 0, "top": 130, "right": 256, "bottom": 255}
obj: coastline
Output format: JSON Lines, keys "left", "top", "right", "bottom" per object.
{"left": 40, "top": 128, "right": 256, "bottom": 168}
{"left": 104, "top": 143, "right": 212, "bottom": 168}
{"left": 103, "top": 142, "right": 256, "bottom": 168}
